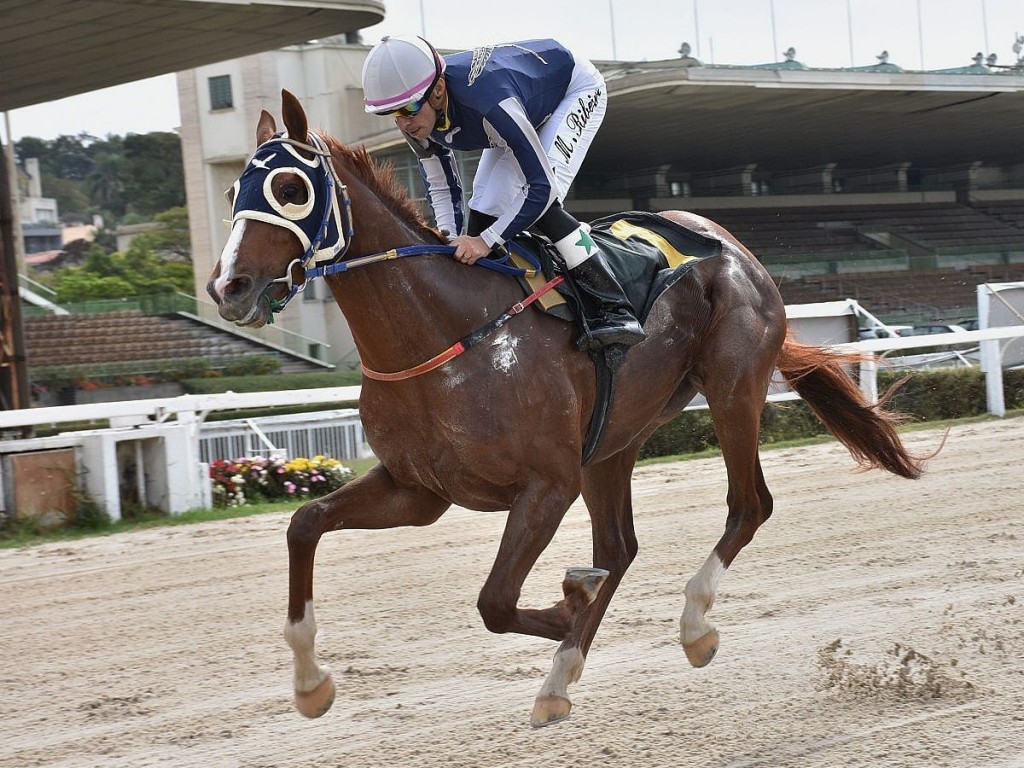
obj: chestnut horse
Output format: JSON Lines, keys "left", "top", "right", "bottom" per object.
{"left": 207, "top": 91, "right": 923, "bottom": 726}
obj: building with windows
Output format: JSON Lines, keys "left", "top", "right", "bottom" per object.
{"left": 17, "top": 158, "right": 61, "bottom": 254}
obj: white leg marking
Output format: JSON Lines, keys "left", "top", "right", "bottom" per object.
{"left": 283, "top": 600, "right": 330, "bottom": 693}
{"left": 537, "top": 646, "right": 585, "bottom": 700}
{"left": 212, "top": 221, "right": 247, "bottom": 299}
{"left": 680, "top": 553, "right": 726, "bottom": 645}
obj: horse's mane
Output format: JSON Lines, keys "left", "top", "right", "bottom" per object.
{"left": 321, "top": 135, "right": 440, "bottom": 241}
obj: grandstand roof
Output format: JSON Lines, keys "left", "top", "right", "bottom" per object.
{"left": 591, "top": 60, "right": 1024, "bottom": 173}
{"left": 0, "top": 0, "right": 385, "bottom": 111}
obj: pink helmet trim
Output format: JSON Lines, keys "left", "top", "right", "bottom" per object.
{"left": 364, "top": 70, "right": 438, "bottom": 110}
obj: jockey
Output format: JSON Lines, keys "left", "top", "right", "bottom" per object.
{"left": 361, "top": 35, "right": 645, "bottom": 348}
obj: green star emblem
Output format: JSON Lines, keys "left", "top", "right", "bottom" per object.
{"left": 575, "top": 229, "right": 596, "bottom": 255}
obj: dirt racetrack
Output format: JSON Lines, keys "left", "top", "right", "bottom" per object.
{"left": 1, "top": 417, "right": 1022, "bottom": 768}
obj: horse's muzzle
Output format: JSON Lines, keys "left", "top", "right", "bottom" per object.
{"left": 208, "top": 275, "right": 272, "bottom": 327}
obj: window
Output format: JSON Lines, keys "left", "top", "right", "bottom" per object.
{"left": 208, "top": 75, "right": 233, "bottom": 110}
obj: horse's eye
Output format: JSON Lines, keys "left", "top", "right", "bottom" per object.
{"left": 281, "top": 183, "right": 306, "bottom": 203}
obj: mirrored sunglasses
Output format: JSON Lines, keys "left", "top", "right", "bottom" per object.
{"left": 385, "top": 98, "right": 427, "bottom": 118}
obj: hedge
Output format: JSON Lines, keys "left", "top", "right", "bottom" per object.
{"left": 638, "top": 367, "right": 1024, "bottom": 460}
{"left": 181, "top": 366, "right": 1023, "bottom": 459}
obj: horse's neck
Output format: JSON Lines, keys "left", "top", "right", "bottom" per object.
{"left": 331, "top": 173, "right": 507, "bottom": 373}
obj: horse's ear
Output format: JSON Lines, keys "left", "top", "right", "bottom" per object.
{"left": 256, "top": 110, "right": 277, "bottom": 145}
{"left": 281, "top": 89, "right": 309, "bottom": 141}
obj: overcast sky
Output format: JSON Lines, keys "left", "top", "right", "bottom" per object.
{"left": 5, "top": 0, "right": 1022, "bottom": 141}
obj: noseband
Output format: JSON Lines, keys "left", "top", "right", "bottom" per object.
{"left": 229, "top": 131, "right": 353, "bottom": 314}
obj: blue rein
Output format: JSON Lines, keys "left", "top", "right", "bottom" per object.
{"left": 306, "top": 240, "right": 542, "bottom": 280}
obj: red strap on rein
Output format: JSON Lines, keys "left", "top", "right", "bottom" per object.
{"left": 361, "top": 275, "right": 565, "bottom": 382}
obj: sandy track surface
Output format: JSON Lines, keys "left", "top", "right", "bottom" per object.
{"left": 1, "top": 418, "right": 1022, "bottom": 768}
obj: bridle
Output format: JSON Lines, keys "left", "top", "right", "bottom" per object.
{"left": 228, "top": 131, "right": 354, "bottom": 315}
{"left": 228, "top": 130, "right": 564, "bottom": 379}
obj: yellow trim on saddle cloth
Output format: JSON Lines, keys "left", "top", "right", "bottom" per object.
{"left": 608, "top": 220, "right": 695, "bottom": 268}
{"left": 507, "top": 250, "right": 567, "bottom": 310}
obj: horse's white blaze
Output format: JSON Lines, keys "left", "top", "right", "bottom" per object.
{"left": 212, "top": 220, "right": 247, "bottom": 299}
{"left": 283, "top": 600, "right": 330, "bottom": 692}
{"left": 537, "top": 646, "right": 585, "bottom": 700}
{"left": 680, "top": 552, "right": 726, "bottom": 644}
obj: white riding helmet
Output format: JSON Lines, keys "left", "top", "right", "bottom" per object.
{"left": 362, "top": 35, "right": 445, "bottom": 114}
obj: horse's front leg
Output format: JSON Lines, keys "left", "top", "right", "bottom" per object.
{"left": 284, "top": 464, "right": 450, "bottom": 718}
{"left": 475, "top": 476, "right": 582, "bottom": 641}
{"left": 475, "top": 475, "right": 616, "bottom": 725}
{"left": 531, "top": 448, "right": 640, "bottom": 726}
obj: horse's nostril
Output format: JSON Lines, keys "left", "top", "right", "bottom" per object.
{"left": 224, "top": 277, "right": 247, "bottom": 296}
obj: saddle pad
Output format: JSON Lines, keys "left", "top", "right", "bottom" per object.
{"left": 588, "top": 211, "right": 722, "bottom": 323}
{"left": 502, "top": 211, "right": 722, "bottom": 324}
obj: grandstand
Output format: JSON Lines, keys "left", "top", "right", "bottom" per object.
{"left": 5, "top": 39, "right": 1022, "bottom": 407}
{"left": 691, "top": 201, "right": 1024, "bottom": 323}
{"left": 169, "top": 38, "right": 1024, "bottom": 368}
{"left": 23, "top": 309, "right": 330, "bottom": 406}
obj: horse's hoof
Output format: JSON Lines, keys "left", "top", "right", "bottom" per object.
{"left": 563, "top": 567, "right": 610, "bottom": 604}
{"left": 683, "top": 628, "right": 720, "bottom": 668}
{"left": 531, "top": 694, "right": 572, "bottom": 727}
{"left": 294, "top": 675, "right": 335, "bottom": 718}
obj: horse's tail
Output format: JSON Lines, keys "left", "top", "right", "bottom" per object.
{"left": 776, "top": 336, "right": 925, "bottom": 479}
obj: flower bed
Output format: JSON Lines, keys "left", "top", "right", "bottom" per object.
{"left": 209, "top": 455, "right": 355, "bottom": 508}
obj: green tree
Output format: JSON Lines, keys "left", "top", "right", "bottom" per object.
{"left": 54, "top": 270, "right": 137, "bottom": 303}
{"left": 14, "top": 137, "right": 52, "bottom": 173}
{"left": 134, "top": 206, "right": 191, "bottom": 259}
{"left": 48, "top": 177, "right": 90, "bottom": 218}
{"left": 49, "top": 210, "right": 194, "bottom": 302}
{"left": 14, "top": 131, "right": 185, "bottom": 222}
{"left": 122, "top": 132, "right": 184, "bottom": 216}
{"left": 85, "top": 151, "right": 126, "bottom": 217}
{"left": 49, "top": 134, "right": 94, "bottom": 180}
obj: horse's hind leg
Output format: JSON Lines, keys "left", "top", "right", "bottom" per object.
{"left": 681, "top": 326, "right": 780, "bottom": 667}
{"left": 284, "top": 464, "right": 450, "bottom": 718}
{"left": 531, "top": 449, "right": 640, "bottom": 726}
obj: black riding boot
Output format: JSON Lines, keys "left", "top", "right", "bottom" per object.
{"left": 535, "top": 201, "right": 645, "bottom": 349}
{"left": 570, "top": 251, "right": 646, "bottom": 348}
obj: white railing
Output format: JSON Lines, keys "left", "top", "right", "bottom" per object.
{"left": 200, "top": 410, "right": 370, "bottom": 463}
{"left": 1, "top": 329, "right": 1021, "bottom": 520}
{"left": 836, "top": 325, "right": 1024, "bottom": 417}
{"left": 0, "top": 387, "right": 362, "bottom": 430}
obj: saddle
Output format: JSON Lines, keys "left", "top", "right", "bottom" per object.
{"left": 492, "top": 211, "right": 722, "bottom": 464}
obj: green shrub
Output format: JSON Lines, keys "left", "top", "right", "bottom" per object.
{"left": 181, "top": 369, "right": 361, "bottom": 394}
{"left": 639, "top": 367, "right": 1024, "bottom": 460}
{"left": 73, "top": 494, "right": 112, "bottom": 530}
{"left": 878, "top": 367, "right": 1024, "bottom": 421}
